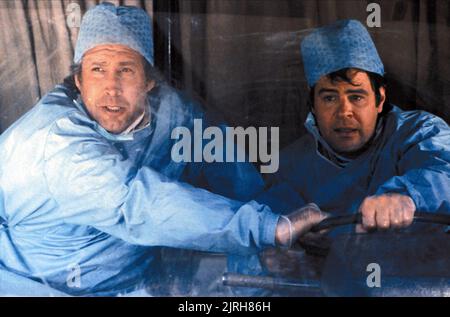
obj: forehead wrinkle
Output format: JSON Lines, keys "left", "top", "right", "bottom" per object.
{"left": 83, "top": 58, "right": 140, "bottom": 68}
{"left": 318, "top": 88, "right": 338, "bottom": 95}
{"left": 83, "top": 48, "right": 142, "bottom": 64}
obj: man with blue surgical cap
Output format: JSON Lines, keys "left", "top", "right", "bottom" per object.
{"left": 267, "top": 19, "right": 450, "bottom": 230}
{"left": 0, "top": 2, "right": 327, "bottom": 296}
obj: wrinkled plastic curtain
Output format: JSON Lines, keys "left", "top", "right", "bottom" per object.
{"left": 1, "top": 0, "right": 449, "bottom": 146}
{"left": 153, "top": 0, "right": 450, "bottom": 149}
{"left": 0, "top": 0, "right": 153, "bottom": 132}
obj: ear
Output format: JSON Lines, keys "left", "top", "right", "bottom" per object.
{"left": 146, "top": 80, "right": 156, "bottom": 93}
{"left": 75, "top": 74, "right": 81, "bottom": 92}
{"left": 377, "top": 86, "right": 386, "bottom": 114}
{"left": 310, "top": 89, "right": 316, "bottom": 115}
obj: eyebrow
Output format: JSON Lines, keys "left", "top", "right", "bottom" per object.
{"left": 318, "top": 88, "right": 338, "bottom": 95}
{"left": 318, "top": 88, "right": 369, "bottom": 95}
{"left": 117, "top": 61, "right": 138, "bottom": 66}
{"left": 86, "top": 61, "right": 109, "bottom": 66}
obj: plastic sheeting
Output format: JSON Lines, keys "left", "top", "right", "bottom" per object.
{"left": 1, "top": 1, "right": 449, "bottom": 144}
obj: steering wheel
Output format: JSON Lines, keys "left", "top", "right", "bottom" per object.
{"left": 310, "top": 211, "right": 450, "bottom": 232}
{"left": 298, "top": 211, "right": 450, "bottom": 257}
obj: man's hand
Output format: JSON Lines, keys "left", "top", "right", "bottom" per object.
{"left": 275, "top": 203, "right": 329, "bottom": 247}
{"left": 357, "top": 193, "right": 416, "bottom": 232}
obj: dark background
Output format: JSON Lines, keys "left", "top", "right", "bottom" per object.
{"left": 1, "top": 0, "right": 449, "bottom": 149}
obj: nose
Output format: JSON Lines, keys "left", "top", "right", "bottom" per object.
{"left": 336, "top": 96, "right": 354, "bottom": 118}
{"left": 104, "top": 71, "right": 122, "bottom": 97}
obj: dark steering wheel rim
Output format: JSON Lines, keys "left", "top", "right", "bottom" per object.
{"left": 310, "top": 211, "right": 450, "bottom": 233}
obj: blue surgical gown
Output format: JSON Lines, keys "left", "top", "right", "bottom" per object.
{"left": 262, "top": 104, "right": 450, "bottom": 216}
{"left": 0, "top": 83, "right": 278, "bottom": 296}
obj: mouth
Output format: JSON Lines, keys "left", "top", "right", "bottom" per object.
{"left": 334, "top": 127, "right": 358, "bottom": 137}
{"left": 102, "top": 105, "right": 125, "bottom": 113}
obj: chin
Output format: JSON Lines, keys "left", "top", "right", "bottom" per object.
{"left": 102, "top": 124, "right": 125, "bottom": 134}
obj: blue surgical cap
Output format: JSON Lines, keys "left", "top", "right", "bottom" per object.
{"left": 74, "top": 2, "right": 154, "bottom": 66}
{"left": 301, "top": 19, "right": 384, "bottom": 87}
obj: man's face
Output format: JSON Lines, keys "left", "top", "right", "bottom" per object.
{"left": 75, "top": 44, "right": 155, "bottom": 134}
{"left": 312, "top": 69, "right": 385, "bottom": 156}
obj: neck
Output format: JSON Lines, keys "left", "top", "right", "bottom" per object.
{"left": 335, "top": 144, "right": 370, "bottom": 159}
{"left": 122, "top": 108, "right": 148, "bottom": 134}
